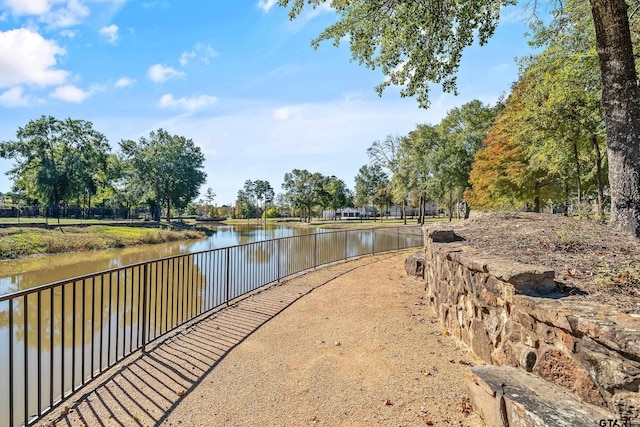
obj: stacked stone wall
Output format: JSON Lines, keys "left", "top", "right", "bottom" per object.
{"left": 420, "top": 227, "right": 640, "bottom": 420}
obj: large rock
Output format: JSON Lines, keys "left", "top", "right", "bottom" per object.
{"left": 467, "top": 366, "right": 614, "bottom": 427}
{"left": 404, "top": 251, "right": 426, "bottom": 278}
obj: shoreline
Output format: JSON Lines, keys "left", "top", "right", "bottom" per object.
{"left": 0, "top": 224, "right": 205, "bottom": 261}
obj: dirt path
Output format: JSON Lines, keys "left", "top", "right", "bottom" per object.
{"left": 42, "top": 252, "right": 481, "bottom": 427}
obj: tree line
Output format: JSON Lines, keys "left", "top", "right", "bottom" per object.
{"left": 0, "top": 116, "right": 206, "bottom": 222}
{"left": 281, "top": 0, "right": 640, "bottom": 238}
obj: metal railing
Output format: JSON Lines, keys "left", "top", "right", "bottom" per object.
{"left": 0, "top": 226, "right": 423, "bottom": 427}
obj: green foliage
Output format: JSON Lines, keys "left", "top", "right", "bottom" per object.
{"left": 354, "top": 164, "right": 388, "bottom": 208}
{"left": 282, "top": 169, "right": 327, "bottom": 221}
{"left": 0, "top": 116, "right": 111, "bottom": 211}
{"left": 236, "top": 179, "right": 275, "bottom": 219}
{"left": 323, "top": 176, "right": 351, "bottom": 213}
{"left": 0, "top": 226, "right": 204, "bottom": 260}
{"left": 280, "top": 0, "right": 512, "bottom": 108}
{"left": 119, "top": 129, "right": 206, "bottom": 222}
{"left": 465, "top": 1, "right": 609, "bottom": 215}
{"left": 262, "top": 206, "right": 281, "bottom": 219}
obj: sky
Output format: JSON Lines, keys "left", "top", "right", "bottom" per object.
{"left": 0, "top": 0, "right": 538, "bottom": 206}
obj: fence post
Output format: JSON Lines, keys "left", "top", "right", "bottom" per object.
{"left": 397, "top": 226, "right": 400, "bottom": 250}
{"left": 344, "top": 230, "right": 348, "bottom": 260}
{"left": 314, "top": 233, "right": 318, "bottom": 268}
{"left": 9, "top": 301, "right": 13, "bottom": 427}
{"left": 225, "top": 247, "right": 231, "bottom": 305}
{"left": 141, "top": 264, "right": 148, "bottom": 352}
{"left": 371, "top": 229, "right": 375, "bottom": 255}
{"left": 276, "top": 239, "right": 281, "bottom": 281}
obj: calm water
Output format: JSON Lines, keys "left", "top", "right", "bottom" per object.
{"left": 0, "top": 224, "right": 422, "bottom": 427}
{"left": 0, "top": 222, "right": 315, "bottom": 296}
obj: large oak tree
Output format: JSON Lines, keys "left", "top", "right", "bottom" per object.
{"left": 119, "top": 129, "right": 206, "bottom": 222}
{"left": 0, "top": 116, "right": 110, "bottom": 220}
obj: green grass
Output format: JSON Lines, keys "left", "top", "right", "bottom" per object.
{"left": 0, "top": 217, "right": 144, "bottom": 225}
{"left": 0, "top": 225, "right": 205, "bottom": 260}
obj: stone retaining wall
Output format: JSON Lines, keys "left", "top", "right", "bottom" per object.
{"left": 418, "top": 227, "right": 640, "bottom": 421}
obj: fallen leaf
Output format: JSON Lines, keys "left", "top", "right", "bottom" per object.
{"left": 461, "top": 401, "right": 472, "bottom": 414}
{"left": 385, "top": 399, "right": 393, "bottom": 406}
{"left": 443, "top": 330, "right": 450, "bottom": 336}
{"left": 425, "top": 420, "right": 434, "bottom": 426}
{"left": 458, "top": 360, "right": 473, "bottom": 366}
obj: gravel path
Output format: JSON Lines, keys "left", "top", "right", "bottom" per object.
{"left": 42, "top": 252, "right": 482, "bottom": 427}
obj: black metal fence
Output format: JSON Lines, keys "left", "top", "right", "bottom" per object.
{"left": 0, "top": 226, "right": 423, "bottom": 427}
{"left": 0, "top": 206, "right": 146, "bottom": 220}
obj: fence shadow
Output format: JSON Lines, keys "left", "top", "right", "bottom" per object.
{"left": 42, "top": 256, "right": 382, "bottom": 426}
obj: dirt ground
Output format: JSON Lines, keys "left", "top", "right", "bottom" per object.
{"left": 42, "top": 252, "right": 482, "bottom": 427}
{"left": 447, "top": 212, "right": 640, "bottom": 313}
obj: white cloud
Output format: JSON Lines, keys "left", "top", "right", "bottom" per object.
{"left": 0, "top": 86, "right": 32, "bottom": 107}
{"left": 196, "top": 43, "right": 218, "bottom": 64}
{"left": 179, "top": 50, "right": 195, "bottom": 66}
{"left": 44, "top": 0, "right": 90, "bottom": 28}
{"left": 3, "top": 0, "right": 125, "bottom": 28}
{"left": 179, "top": 43, "right": 218, "bottom": 66}
{"left": 115, "top": 77, "right": 135, "bottom": 88}
{"left": 49, "top": 84, "right": 91, "bottom": 102}
{"left": 257, "top": 0, "right": 277, "bottom": 13}
{"left": 499, "top": 5, "right": 528, "bottom": 25}
{"left": 273, "top": 106, "right": 302, "bottom": 120}
{"left": 158, "top": 93, "right": 217, "bottom": 112}
{"left": 99, "top": 24, "right": 118, "bottom": 43}
{"left": 60, "top": 29, "right": 78, "bottom": 38}
{"left": 0, "top": 28, "right": 68, "bottom": 87}
{"left": 287, "top": 3, "right": 333, "bottom": 32}
{"left": 4, "top": 0, "right": 50, "bottom": 15}
{"left": 148, "top": 64, "right": 185, "bottom": 83}
{"left": 115, "top": 76, "right": 135, "bottom": 87}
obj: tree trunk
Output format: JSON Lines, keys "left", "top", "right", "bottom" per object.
{"left": 402, "top": 199, "right": 407, "bottom": 225}
{"left": 448, "top": 193, "right": 453, "bottom": 222}
{"left": 590, "top": 0, "right": 640, "bottom": 236}
{"left": 592, "top": 133, "right": 605, "bottom": 219}
{"left": 564, "top": 178, "right": 570, "bottom": 216}
{"left": 572, "top": 140, "right": 582, "bottom": 205}
{"left": 166, "top": 199, "right": 171, "bottom": 223}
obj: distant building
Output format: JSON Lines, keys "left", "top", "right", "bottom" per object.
{"left": 322, "top": 202, "right": 439, "bottom": 220}
{"left": 322, "top": 206, "right": 375, "bottom": 220}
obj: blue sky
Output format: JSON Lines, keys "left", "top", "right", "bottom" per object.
{"left": 0, "top": 1, "right": 536, "bottom": 205}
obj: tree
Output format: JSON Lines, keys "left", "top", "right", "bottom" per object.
{"left": 465, "top": 75, "right": 564, "bottom": 212}
{"left": 0, "top": 116, "right": 111, "bottom": 222}
{"left": 281, "top": 0, "right": 640, "bottom": 237}
{"left": 436, "top": 100, "right": 502, "bottom": 218}
{"left": 204, "top": 187, "right": 216, "bottom": 218}
{"left": 252, "top": 180, "right": 275, "bottom": 220}
{"left": 368, "top": 135, "right": 407, "bottom": 222}
{"left": 282, "top": 169, "right": 326, "bottom": 222}
{"left": 323, "top": 175, "right": 350, "bottom": 219}
{"left": 235, "top": 188, "right": 257, "bottom": 219}
{"left": 236, "top": 180, "right": 275, "bottom": 220}
{"left": 354, "top": 164, "right": 389, "bottom": 220}
{"left": 119, "top": 129, "right": 206, "bottom": 222}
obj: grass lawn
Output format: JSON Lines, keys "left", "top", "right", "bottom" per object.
{"left": 0, "top": 225, "right": 205, "bottom": 260}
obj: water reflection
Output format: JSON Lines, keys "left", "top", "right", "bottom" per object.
{"left": 0, "top": 223, "right": 314, "bottom": 296}
{"left": 0, "top": 225, "right": 423, "bottom": 427}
